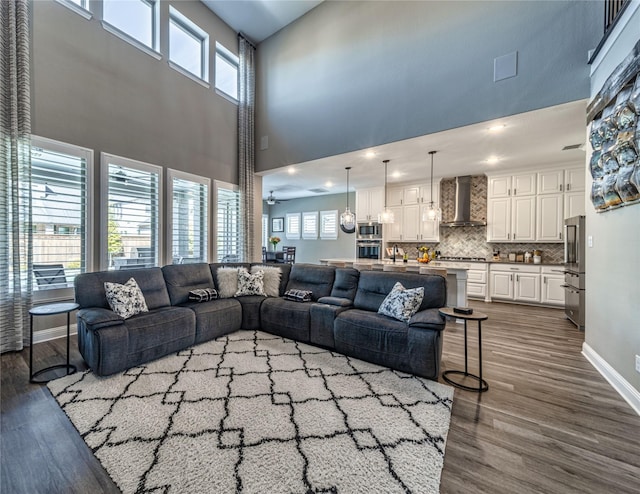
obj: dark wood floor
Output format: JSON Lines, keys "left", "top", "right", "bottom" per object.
{"left": 2, "top": 301, "right": 639, "bottom": 493}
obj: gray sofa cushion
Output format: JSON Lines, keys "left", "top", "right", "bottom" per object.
{"left": 75, "top": 268, "right": 171, "bottom": 310}
{"left": 260, "top": 297, "right": 315, "bottom": 342}
{"left": 162, "top": 263, "right": 215, "bottom": 305}
{"left": 285, "top": 264, "right": 336, "bottom": 301}
{"left": 309, "top": 303, "right": 350, "bottom": 348}
{"left": 329, "top": 268, "right": 360, "bottom": 300}
{"left": 353, "top": 271, "right": 446, "bottom": 313}
{"left": 180, "top": 298, "right": 242, "bottom": 344}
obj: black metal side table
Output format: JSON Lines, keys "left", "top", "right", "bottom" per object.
{"left": 439, "top": 307, "right": 489, "bottom": 393}
{"left": 29, "top": 302, "right": 79, "bottom": 383}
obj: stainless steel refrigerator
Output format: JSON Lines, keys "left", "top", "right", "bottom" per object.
{"left": 563, "top": 215, "right": 585, "bottom": 330}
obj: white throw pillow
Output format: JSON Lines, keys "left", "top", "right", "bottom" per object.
{"left": 251, "top": 265, "right": 281, "bottom": 297}
{"left": 235, "top": 268, "right": 266, "bottom": 296}
{"left": 216, "top": 267, "right": 239, "bottom": 298}
{"left": 378, "top": 282, "right": 424, "bottom": 323}
{"left": 104, "top": 277, "right": 149, "bottom": 319}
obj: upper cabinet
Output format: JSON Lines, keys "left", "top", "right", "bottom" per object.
{"left": 489, "top": 173, "right": 536, "bottom": 198}
{"left": 487, "top": 166, "right": 585, "bottom": 243}
{"left": 355, "top": 187, "right": 384, "bottom": 222}
{"left": 383, "top": 181, "right": 440, "bottom": 242}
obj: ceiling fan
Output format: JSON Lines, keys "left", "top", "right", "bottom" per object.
{"left": 266, "top": 191, "right": 288, "bottom": 205}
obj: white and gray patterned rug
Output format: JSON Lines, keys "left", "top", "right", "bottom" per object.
{"left": 48, "top": 330, "right": 453, "bottom": 494}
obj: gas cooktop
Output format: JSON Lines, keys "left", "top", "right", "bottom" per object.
{"left": 437, "top": 256, "right": 487, "bottom": 262}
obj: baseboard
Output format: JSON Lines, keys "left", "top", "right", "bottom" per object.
{"left": 33, "top": 324, "right": 78, "bottom": 345}
{"left": 582, "top": 342, "right": 640, "bottom": 416}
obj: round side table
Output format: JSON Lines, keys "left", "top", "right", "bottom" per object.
{"left": 29, "top": 302, "right": 79, "bottom": 383}
{"left": 439, "top": 307, "right": 489, "bottom": 393}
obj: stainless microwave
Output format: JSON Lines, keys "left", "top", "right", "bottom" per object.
{"left": 357, "top": 222, "right": 382, "bottom": 239}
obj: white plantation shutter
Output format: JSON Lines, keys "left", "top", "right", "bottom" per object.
{"left": 169, "top": 170, "right": 209, "bottom": 264}
{"left": 286, "top": 213, "right": 300, "bottom": 240}
{"left": 302, "top": 211, "right": 318, "bottom": 239}
{"left": 102, "top": 154, "right": 162, "bottom": 270}
{"left": 320, "top": 210, "right": 338, "bottom": 240}
{"left": 216, "top": 184, "right": 241, "bottom": 262}
{"left": 31, "top": 138, "right": 91, "bottom": 290}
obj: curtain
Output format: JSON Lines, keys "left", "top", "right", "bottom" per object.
{"left": 1, "top": 0, "right": 32, "bottom": 353}
{"left": 238, "top": 34, "right": 255, "bottom": 262}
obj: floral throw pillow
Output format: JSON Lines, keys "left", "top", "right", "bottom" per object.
{"left": 235, "top": 268, "right": 266, "bottom": 297}
{"left": 104, "top": 277, "right": 149, "bottom": 319}
{"left": 378, "top": 282, "right": 424, "bottom": 323}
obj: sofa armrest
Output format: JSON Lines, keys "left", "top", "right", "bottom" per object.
{"left": 408, "top": 308, "right": 446, "bottom": 331}
{"left": 317, "top": 296, "right": 353, "bottom": 307}
{"left": 77, "top": 308, "right": 124, "bottom": 331}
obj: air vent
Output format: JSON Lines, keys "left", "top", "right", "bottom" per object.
{"left": 308, "top": 188, "right": 329, "bottom": 194}
{"left": 562, "top": 144, "right": 582, "bottom": 151}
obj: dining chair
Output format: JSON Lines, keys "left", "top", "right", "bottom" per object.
{"left": 283, "top": 246, "right": 296, "bottom": 264}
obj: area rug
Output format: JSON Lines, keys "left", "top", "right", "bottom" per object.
{"left": 48, "top": 330, "right": 453, "bottom": 494}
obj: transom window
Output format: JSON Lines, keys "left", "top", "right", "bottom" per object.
{"left": 101, "top": 154, "right": 162, "bottom": 270}
{"left": 215, "top": 42, "right": 239, "bottom": 101}
{"left": 103, "top": 0, "right": 158, "bottom": 52}
{"left": 168, "top": 170, "right": 210, "bottom": 264}
{"left": 31, "top": 136, "right": 93, "bottom": 292}
{"left": 169, "top": 7, "right": 209, "bottom": 82}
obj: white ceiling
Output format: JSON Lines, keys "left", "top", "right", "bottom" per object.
{"left": 259, "top": 99, "right": 588, "bottom": 201}
{"left": 201, "top": 0, "right": 323, "bottom": 44}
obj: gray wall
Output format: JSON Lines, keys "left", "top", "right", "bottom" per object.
{"left": 586, "top": 6, "right": 640, "bottom": 396}
{"left": 32, "top": 0, "right": 239, "bottom": 271}
{"left": 265, "top": 193, "right": 356, "bottom": 263}
{"left": 255, "top": 0, "right": 601, "bottom": 171}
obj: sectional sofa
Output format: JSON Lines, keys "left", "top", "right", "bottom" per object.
{"left": 74, "top": 262, "right": 447, "bottom": 380}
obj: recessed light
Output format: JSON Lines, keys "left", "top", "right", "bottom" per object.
{"left": 486, "top": 156, "right": 500, "bottom": 164}
{"left": 287, "top": 167, "right": 296, "bottom": 175}
{"left": 391, "top": 171, "right": 402, "bottom": 179}
{"left": 325, "top": 181, "right": 333, "bottom": 187}
{"left": 365, "top": 150, "right": 376, "bottom": 158}
{"left": 488, "top": 124, "right": 506, "bottom": 132}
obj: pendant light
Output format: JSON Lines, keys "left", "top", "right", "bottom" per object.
{"left": 423, "top": 151, "right": 442, "bottom": 222}
{"left": 378, "top": 159, "right": 395, "bottom": 224}
{"left": 340, "top": 166, "right": 356, "bottom": 233}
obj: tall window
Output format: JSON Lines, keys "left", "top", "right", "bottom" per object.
{"left": 302, "top": 211, "right": 318, "bottom": 240}
{"left": 169, "top": 7, "right": 209, "bottom": 81}
{"left": 262, "top": 214, "right": 269, "bottom": 247}
{"left": 103, "top": 0, "right": 158, "bottom": 52}
{"left": 55, "top": 0, "right": 92, "bottom": 19}
{"left": 101, "top": 154, "right": 162, "bottom": 270}
{"left": 215, "top": 42, "right": 239, "bottom": 101}
{"left": 168, "top": 170, "right": 210, "bottom": 264}
{"left": 215, "top": 181, "right": 241, "bottom": 262}
{"left": 320, "top": 210, "right": 338, "bottom": 240}
{"left": 31, "top": 137, "right": 93, "bottom": 292}
{"left": 286, "top": 213, "right": 301, "bottom": 240}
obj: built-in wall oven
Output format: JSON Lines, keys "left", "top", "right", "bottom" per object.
{"left": 357, "top": 240, "right": 382, "bottom": 259}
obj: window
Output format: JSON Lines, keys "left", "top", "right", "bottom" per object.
{"left": 302, "top": 211, "right": 318, "bottom": 240}
{"left": 101, "top": 154, "right": 162, "bottom": 270}
{"left": 103, "top": 0, "right": 159, "bottom": 54}
{"left": 215, "top": 42, "right": 239, "bottom": 101}
{"left": 55, "top": 0, "right": 92, "bottom": 19}
{"left": 31, "top": 136, "right": 93, "bottom": 292}
{"left": 169, "top": 7, "right": 209, "bottom": 82}
{"left": 168, "top": 170, "right": 210, "bottom": 264}
{"left": 215, "top": 181, "right": 241, "bottom": 262}
{"left": 320, "top": 210, "right": 338, "bottom": 240}
{"left": 286, "top": 213, "right": 301, "bottom": 240}
{"left": 262, "top": 214, "right": 269, "bottom": 247}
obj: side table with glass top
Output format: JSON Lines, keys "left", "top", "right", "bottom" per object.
{"left": 439, "top": 307, "right": 489, "bottom": 393}
{"left": 29, "top": 302, "right": 79, "bottom": 383}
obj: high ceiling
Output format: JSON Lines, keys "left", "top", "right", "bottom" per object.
{"left": 201, "top": 0, "right": 323, "bottom": 44}
{"left": 259, "top": 99, "right": 588, "bottom": 201}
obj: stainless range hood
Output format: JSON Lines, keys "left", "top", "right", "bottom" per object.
{"left": 440, "top": 176, "right": 487, "bottom": 227}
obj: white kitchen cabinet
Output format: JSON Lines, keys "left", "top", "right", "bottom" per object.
{"left": 419, "top": 204, "right": 440, "bottom": 241}
{"left": 537, "top": 170, "right": 565, "bottom": 195}
{"left": 564, "top": 191, "right": 585, "bottom": 218}
{"left": 487, "top": 197, "right": 511, "bottom": 241}
{"left": 536, "top": 194, "right": 564, "bottom": 241}
{"left": 387, "top": 185, "right": 420, "bottom": 207}
{"left": 385, "top": 206, "right": 404, "bottom": 241}
{"left": 565, "top": 166, "right": 585, "bottom": 192}
{"left": 489, "top": 264, "right": 541, "bottom": 303}
{"left": 401, "top": 204, "right": 421, "bottom": 241}
{"left": 356, "top": 187, "right": 384, "bottom": 222}
{"left": 387, "top": 187, "right": 404, "bottom": 207}
{"left": 467, "top": 264, "right": 489, "bottom": 300}
{"left": 489, "top": 173, "right": 536, "bottom": 198}
{"left": 512, "top": 196, "right": 536, "bottom": 241}
{"left": 541, "top": 266, "right": 565, "bottom": 306}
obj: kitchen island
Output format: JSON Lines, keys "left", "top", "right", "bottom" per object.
{"left": 318, "top": 258, "right": 468, "bottom": 309}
